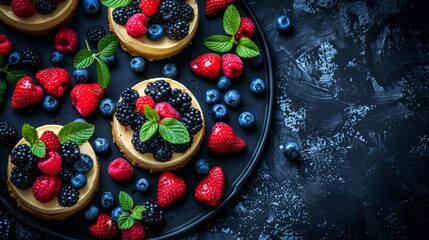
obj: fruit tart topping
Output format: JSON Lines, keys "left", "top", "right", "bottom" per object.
{"left": 208, "top": 122, "right": 246, "bottom": 153}
{"left": 139, "top": 0, "right": 160, "bottom": 17}
{"left": 126, "top": 13, "right": 149, "bottom": 38}
{"left": 11, "top": 0, "right": 36, "bottom": 18}
{"left": 112, "top": 5, "right": 142, "bottom": 26}
{"left": 136, "top": 95, "right": 155, "bottom": 113}
{"left": 156, "top": 171, "right": 186, "bottom": 208}
{"left": 194, "top": 166, "right": 225, "bottom": 207}
{"left": 32, "top": 175, "right": 62, "bottom": 203}
{"left": 37, "top": 151, "right": 62, "bottom": 175}
{"left": 57, "top": 184, "right": 80, "bottom": 207}
{"left": 35, "top": 0, "right": 57, "bottom": 15}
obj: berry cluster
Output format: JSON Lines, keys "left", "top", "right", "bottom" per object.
{"left": 7, "top": 0, "right": 66, "bottom": 18}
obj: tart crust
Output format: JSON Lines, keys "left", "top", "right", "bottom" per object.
{"left": 107, "top": 0, "right": 199, "bottom": 61}
{"left": 6, "top": 125, "right": 100, "bottom": 220}
{"left": 112, "top": 78, "right": 205, "bottom": 172}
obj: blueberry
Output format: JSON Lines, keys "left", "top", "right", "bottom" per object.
{"left": 205, "top": 89, "right": 220, "bottom": 105}
{"left": 147, "top": 24, "right": 165, "bottom": 42}
{"left": 250, "top": 78, "right": 266, "bottom": 95}
{"left": 130, "top": 57, "right": 146, "bottom": 73}
{"left": 161, "top": 63, "right": 178, "bottom": 79}
{"left": 73, "top": 118, "right": 87, "bottom": 123}
{"left": 8, "top": 51, "right": 21, "bottom": 66}
{"left": 84, "top": 204, "right": 100, "bottom": 220}
{"left": 246, "top": 54, "right": 263, "bottom": 67}
{"left": 99, "top": 98, "right": 116, "bottom": 116}
{"left": 217, "top": 76, "right": 231, "bottom": 91}
{"left": 224, "top": 89, "right": 241, "bottom": 107}
{"left": 100, "top": 191, "right": 115, "bottom": 208}
{"left": 195, "top": 159, "right": 210, "bottom": 176}
{"left": 73, "top": 69, "right": 89, "bottom": 83}
{"left": 83, "top": 0, "right": 101, "bottom": 15}
{"left": 71, "top": 172, "right": 87, "bottom": 189}
{"left": 212, "top": 103, "right": 228, "bottom": 120}
{"left": 93, "top": 137, "right": 110, "bottom": 154}
{"left": 135, "top": 178, "right": 149, "bottom": 192}
{"left": 276, "top": 15, "right": 292, "bottom": 32}
{"left": 103, "top": 52, "right": 116, "bottom": 66}
{"left": 49, "top": 51, "right": 64, "bottom": 66}
{"left": 111, "top": 206, "right": 125, "bottom": 222}
{"left": 281, "top": 142, "right": 300, "bottom": 160}
{"left": 42, "top": 95, "right": 59, "bottom": 112}
{"left": 238, "top": 111, "right": 255, "bottom": 128}
{"left": 73, "top": 153, "right": 94, "bottom": 173}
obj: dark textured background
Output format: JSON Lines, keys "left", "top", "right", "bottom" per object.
{"left": 1, "top": 0, "right": 429, "bottom": 239}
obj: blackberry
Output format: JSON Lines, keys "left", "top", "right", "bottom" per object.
{"left": 165, "top": 19, "right": 189, "bottom": 40}
{"left": 159, "top": 0, "right": 181, "bottom": 23}
{"left": 180, "top": 107, "right": 203, "bottom": 135}
{"left": 132, "top": 132, "right": 160, "bottom": 154}
{"left": 168, "top": 88, "right": 192, "bottom": 113}
{"left": 112, "top": 5, "right": 141, "bottom": 25}
{"left": 180, "top": 2, "right": 194, "bottom": 22}
{"left": 10, "top": 144, "right": 37, "bottom": 172}
{"left": 10, "top": 167, "right": 34, "bottom": 190}
{"left": 130, "top": 112, "right": 147, "bottom": 132}
{"left": 59, "top": 141, "right": 81, "bottom": 167}
{"left": 58, "top": 166, "right": 75, "bottom": 184}
{"left": 153, "top": 139, "right": 173, "bottom": 162}
{"left": 115, "top": 101, "right": 135, "bottom": 126}
{"left": 141, "top": 201, "right": 165, "bottom": 228}
{"left": 21, "top": 47, "right": 42, "bottom": 70}
{"left": 170, "top": 135, "right": 193, "bottom": 153}
{"left": 35, "top": 0, "right": 57, "bottom": 15}
{"left": 0, "top": 211, "right": 12, "bottom": 240}
{"left": 0, "top": 121, "right": 17, "bottom": 144}
{"left": 148, "top": 11, "right": 164, "bottom": 25}
{"left": 0, "top": 0, "right": 11, "bottom": 5}
{"left": 58, "top": 184, "right": 79, "bottom": 207}
{"left": 144, "top": 80, "right": 172, "bottom": 102}
{"left": 121, "top": 88, "right": 139, "bottom": 104}
{"left": 86, "top": 25, "right": 106, "bottom": 45}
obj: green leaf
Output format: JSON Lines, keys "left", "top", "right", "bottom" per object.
{"left": 73, "top": 49, "right": 94, "bottom": 69}
{"left": 130, "top": 205, "right": 145, "bottom": 220}
{"left": 22, "top": 123, "right": 38, "bottom": 144}
{"left": 58, "top": 122, "right": 95, "bottom": 145}
{"left": 144, "top": 106, "right": 159, "bottom": 122}
{"left": 139, "top": 121, "right": 158, "bottom": 143}
{"left": 101, "top": 0, "right": 132, "bottom": 8}
{"left": 0, "top": 79, "right": 6, "bottom": 107}
{"left": 223, "top": 5, "right": 241, "bottom": 36}
{"left": 96, "top": 59, "right": 110, "bottom": 88}
{"left": 236, "top": 38, "right": 260, "bottom": 58}
{"left": 117, "top": 212, "right": 135, "bottom": 230}
{"left": 31, "top": 140, "right": 46, "bottom": 158}
{"left": 204, "top": 35, "right": 234, "bottom": 53}
{"left": 98, "top": 35, "right": 118, "bottom": 57}
{"left": 119, "top": 191, "right": 133, "bottom": 211}
{"left": 159, "top": 118, "right": 190, "bottom": 144}
{"left": 6, "top": 68, "right": 26, "bottom": 85}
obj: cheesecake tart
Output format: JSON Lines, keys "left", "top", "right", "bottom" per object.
{"left": 112, "top": 78, "right": 205, "bottom": 172}
{"left": 0, "top": 0, "right": 78, "bottom": 35}
{"left": 7, "top": 124, "right": 100, "bottom": 220}
{"left": 107, "top": 0, "right": 199, "bottom": 61}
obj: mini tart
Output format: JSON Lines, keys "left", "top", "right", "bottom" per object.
{"left": 0, "top": 0, "right": 78, "bottom": 35}
{"left": 112, "top": 78, "right": 205, "bottom": 172}
{"left": 107, "top": 0, "right": 199, "bottom": 61}
{"left": 7, "top": 125, "right": 100, "bottom": 220}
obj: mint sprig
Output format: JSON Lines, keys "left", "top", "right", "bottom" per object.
{"left": 21, "top": 124, "right": 46, "bottom": 158}
{"left": 0, "top": 55, "right": 26, "bottom": 107}
{"left": 117, "top": 191, "right": 146, "bottom": 230}
{"left": 73, "top": 35, "right": 119, "bottom": 88}
{"left": 58, "top": 122, "right": 95, "bottom": 145}
{"left": 204, "top": 5, "right": 260, "bottom": 58}
{"left": 101, "top": 0, "right": 131, "bottom": 8}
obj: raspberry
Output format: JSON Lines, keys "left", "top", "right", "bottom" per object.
{"left": 121, "top": 222, "right": 145, "bottom": 240}
{"left": 126, "top": 13, "right": 148, "bottom": 38}
{"left": 35, "top": 0, "right": 57, "bottom": 15}
{"left": 135, "top": 95, "right": 155, "bottom": 113}
{"left": 32, "top": 175, "right": 62, "bottom": 203}
{"left": 235, "top": 17, "right": 256, "bottom": 41}
{"left": 21, "top": 47, "right": 42, "bottom": 70}
{"left": 54, "top": 28, "right": 78, "bottom": 53}
{"left": 0, "top": 34, "right": 12, "bottom": 55}
{"left": 39, "top": 130, "right": 60, "bottom": 152}
{"left": 155, "top": 102, "right": 180, "bottom": 120}
{"left": 165, "top": 19, "right": 189, "bottom": 40}
{"left": 11, "top": 0, "right": 36, "bottom": 18}
{"left": 108, "top": 158, "right": 134, "bottom": 181}
{"left": 71, "top": 83, "right": 105, "bottom": 116}
{"left": 86, "top": 25, "right": 106, "bottom": 45}
{"left": 35, "top": 67, "right": 71, "bottom": 98}
{"left": 139, "top": 0, "right": 160, "bottom": 17}
{"left": 58, "top": 184, "right": 79, "bottom": 207}
{"left": 221, "top": 53, "right": 243, "bottom": 79}
{"left": 37, "top": 151, "right": 62, "bottom": 175}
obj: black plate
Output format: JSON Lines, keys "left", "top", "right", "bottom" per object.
{"left": 0, "top": 0, "right": 273, "bottom": 239}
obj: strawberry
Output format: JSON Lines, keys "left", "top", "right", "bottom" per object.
{"left": 126, "top": 13, "right": 148, "bottom": 38}
{"left": 139, "top": 0, "right": 160, "bottom": 17}
{"left": 235, "top": 17, "right": 256, "bottom": 41}
{"left": 37, "top": 151, "right": 62, "bottom": 175}
{"left": 121, "top": 222, "right": 145, "bottom": 240}
{"left": 205, "top": 0, "right": 235, "bottom": 18}
{"left": 39, "top": 130, "right": 60, "bottom": 152}
{"left": 32, "top": 175, "right": 62, "bottom": 203}
{"left": 54, "top": 28, "right": 78, "bottom": 53}
{"left": 208, "top": 122, "right": 246, "bottom": 153}
{"left": 36, "top": 67, "right": 71, "bottom": 98}
{"left": 154, "top": 102, "right": 179, "bottom": 120}
{"left": 156, "top": 172, "right": 186, "bottom": 208}
{"left": 11, "top": 0, "right": 36, "bottom": 18}
{"left": 108, "top": 158, "right": 134, "bottom": 181}
{"left": 11, "top": 76, "right": 43, "bottom": 110}
{"left": 190, "top": 53, "right": 222, "bottom": 79}
{"left": 221, "top": 53, "right": 243, "bottom": 79}
{"left": 0, "top": 34, "right": 12, "bottom": 55}
{"left": 194, "top": 166, "right": 225, "bottom": 207}
{"left": 71, "top": 83, "right": 105, "bottom": 116}
{"left": 89, "top": 213, "right": 118, "bottom": 239}
{"left": 135, "top": 95, "right": 155, "bottom": 113}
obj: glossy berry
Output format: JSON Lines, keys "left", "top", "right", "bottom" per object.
{"left": 84, "top": 204, "right": 100, "bottom": 220}
{"left": 49, "top": 50, "right": 64, "bottom": 66}
{"left": 0, "top": 121, "right": 17, "bottom": 144}
{"left": 112, "top": 5, "right": 141, "bottom": 25}
{"left": 37, "top": 151, "right": 62, "bottom": 175}
{"left": 21, "top": 47, "right": 42, "bottom": 70}
{"left": 167, "top": 88, "right": 191, "bottom": 113}
{"left": 126, "top": 13, "right": 148, "bottom": 38}
{"left": 110, "top": 206, "right": 125, "bottom": 222}
{"left": 250, "top": 78, "right": 266, "bottom": 95}
{"left": 73, "top": 153, "right": 94, "bottom": 173}
{"left": 238, "top": 111, "right": 255, "bottom": 128}
{"left": 211, "top": 104, "right": 227, "bottom": 120}
{"left": 11, "top": 144, "right": 37, "bottom": 172}
{"left": 224, "top": 89, "right": 241, "bottom": 107}
{"left": 71, "top": 172, "right": 87, "bottom": 189}
{"left": 217, "top": 76, "right": 231, "bottom": 91}
{"left": 54, "top": 28, "right": 78, "bottom": 53}
{"left": 8, "top": 51, "right": 21, "bottom": 66}
{"left": 136, "top": 178, "right": 149, "bottom": 192}
{"left": 93, "top": 137, "right": 110, "bottom": 154}
{"left": 73, "top": 69, "right": 89, "bottom": 83}
{"left": 83, "top": 0, "right": 100, "bottom": 15}
{"left": 120, "top": 88, "right": 139, "bottom": 104}
{"left": 86, "top": 25, "right": 106, "bottom": 45}
{"left": 162, "top": 63, "right": 178, "bottom": 79}
{"left": 99, "top": 98, "right": 116, "bottom": 116}
{"left": 0, "top": 211, "right": 13, "bottom": 240}
{"left": 136, "top": 95, "right": 155, "bottom": 113}
{"left": 281, "top": 142, "right": 300, "bottom": 160}
{"left": 130, "top": 56, "right": 146, "bottom": 73}
{"left": 58, "top": 184, "right": 80, "bottom": 207}
{"left": 39, "top": 130, "right": 60, "bottom": 153}
{"left": 102, "top": 52, "right": 116, "bottom": 66}
{"left": 35, "top": 0, "right": 56, "bottom": 15}
{"left": 205, "top": 89, "right": 220, "bottom": 105}
{"left": 140, "top": 201, "right": 165, "bottom": 228}
{"left": 165, "top": 20, "right": 189, "bottom": 40}
{"left": 10, "top": 166, "right": 34, "bottom": 190}
{"left": 100, "top": 191, "right": 115, "bottom": 208}
{"left": 276, "top": 15, "right": 292, "bottom": 32}
{"left": 195, "top": 159, "right": 210, "bottom": 176}
{"left": 147, "top": 24, "right": 164, "bottom": 41}
{"left": 108, "top": 158, "right": 134, "bottom": 181}
{"left": 32, "top": 175, "right": 62, "bottom": 203}
{"left": 180, "top": 107, "right": 203, "bottom": 135}
{"left": 42, "top": 95, "right": 59, "bottom": 112}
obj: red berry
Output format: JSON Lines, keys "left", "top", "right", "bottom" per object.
{"left": 0, "top": 34, "right": 12, "bottom": 55}
{"left": 11, "top": 76, "right": 43, "bottom": 110}
{"left": 71, "top": 83, "right": 105, "bottom": 116}
{"left": 39, "top": 130, "right": 60, "bottom": 153}
{"left": 208, "top": 122, "right": 246, "bottom": 153}
{"left": 54, "top": 28, "right": 78, "bottom": 53}
{"left": 135, "top": 95, "right": 155, "bottom": 113}
{"left": 121, "top": 222, "right": 145, "bottom": 240}
{"left": 11, "top": 0, "right": 36, "bottom": 18}
{"left": 154, "top": 102, "right": 180, "bottom": 120}
{"left": 204, "top": 0, "right": 235, "bottom": 18}
{"left": 36, "top": 67, "right": 71, "bottom": 98}
{"left": 221, "top": 53, "right": 243, "bottom": 79}
{"left": 108, "top": 158, "right": 134, "bottom": 181}
{"left": 89, "top": 213, "right": 118, "bottom": 239}
{"left": 126, "top": 13, "right": 148, "bottom": 38}
{"left": 156, "top": 172, "right": 186, "bottom": 208}
{"left": 194, "top": 166, "right": 225, "bottom": 207}
{"left": 190, "top": 53, "right": 222, "bottom": 79}
{"left": 139, "top": 0, "right": 160, "bottom": 17}
{"left": 235, "top": 17, "right": 255, "bottom": 41}
{"left": 37, "top": 151, "right": 62, "bottom": 175}
{"left": 32, "top": 175, "right": 62, "bottom": 203}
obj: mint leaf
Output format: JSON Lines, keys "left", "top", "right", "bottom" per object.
{"left": 6, "top": 68, "right": 26, "bottom": 85}
{"left": 236, "top": 38, "right": 260, "bottom": 58}
{"left": 130, "top": 205, "right": 145, "bottom": 220}
{"left": 204, "top": 35, "right": 234, "bottom": 53}
{"left": 58, "top": 122, "right": 95, "bottom": 145}
{"left": 223, "top": 5, "right": 241, "bottom": 36}
{"left": 98, "top": 35, "right": 118, "bottom": 57}
{"left": 144, "top": 106, "right": 159, "bottom": 122}
{"left": 119, "top": 191, "right": 133, "bottom": 211}
{"left": 0, "top": 79, "right": 6, "bottom": 107}
{"left": 22, "top": 124, "right": 38, "bottom": 144}
{"left": 73, "top": 49, "right": 94, "bottom": 69}
{"left": 101, "top": 0, "right": 131, "bottom": 8}
{"left": 96, "top": 59, "right": 110, "bottom": 88}
{"left": 159, "top": 118, "right": 190, "bottom": 144}
{"left": 139, "top": 121, "right": 158, "bottom": 143}
{"left": 118, "top": 212, "right": 134, "bottom": 229}
{"left": 31, "top": 140, "right": 46, "bottom": 158}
